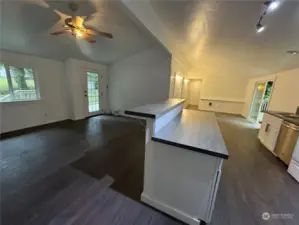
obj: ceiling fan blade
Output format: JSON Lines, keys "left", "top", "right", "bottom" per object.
{"left": 26, "top": 0, "right": 50, "bottom": 8}
{"left": 83, "top": 34, "right": 96, "bottom": 43}
{"left": 50, "top": 30, "right": 68, "bottom": 36}
{"left": 64, "top": 18, "right": 75, "bottom": 28}
{"left": 86, "top": 29, "right": 113, "bottom": 39}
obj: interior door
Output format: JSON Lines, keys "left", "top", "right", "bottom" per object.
{"left": 249, "top": 82, "right": 266, "bottom": 122}
{"left": 84, "top": 71, "right": 101, "bottom": 116}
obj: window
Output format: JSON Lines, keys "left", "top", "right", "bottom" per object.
{"left": 0, "top": 63, "right": 40, "bottom": 102}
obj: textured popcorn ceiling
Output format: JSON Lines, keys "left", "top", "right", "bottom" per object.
{"left": 149, "top": 0, "right": 299, "bottom": 77}
{"left": 0, "top": 0, "right": 158, "bottom": 63}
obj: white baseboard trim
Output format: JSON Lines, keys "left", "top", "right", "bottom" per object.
{"left": 141, "top": 193, "right": 201, "bottom": 225}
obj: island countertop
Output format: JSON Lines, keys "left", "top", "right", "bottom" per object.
{"left": 125, "top": 98, "right": 185, "bottom": 119}
{"left": 263, "top": 110, "right": 299, "bottom": 126}
{"left": 152, "top": 109, "right": 229, "bottom": 159}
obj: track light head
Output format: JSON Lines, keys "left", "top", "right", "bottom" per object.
{"left": 264, "top": 0, "right": 280, "bottom": 12}
{"left": 256, "top": 23, "right": 265, "bottom": 33}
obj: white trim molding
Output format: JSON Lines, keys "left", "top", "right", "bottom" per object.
{"left": 200, "top": 97, "right": 245, "bottom": 103}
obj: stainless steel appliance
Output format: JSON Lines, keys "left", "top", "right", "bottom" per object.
{"left": 275, "top": 122, "right": 299, "bottom": 165}
{"left": 288, "top": 138, "right": 299, "bottom": 182}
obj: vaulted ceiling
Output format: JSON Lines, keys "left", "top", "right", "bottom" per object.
{"left": 0, "top": 0, "right": 158, "bottom": 64}
{"left": 1, "top": 0, "right": 298, "bottom": 77}
{"left": 122, "top": 0, "right": 299, "bottom": 77}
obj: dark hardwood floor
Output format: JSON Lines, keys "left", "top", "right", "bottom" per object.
{"left": 213, "top": 113, "right": 299, "bottom": 225}
{"left": 0, "top": 115, "right": 143, "bottom": 201}
{"left": 1, "top": 113, "right": 298, "bottom": 225}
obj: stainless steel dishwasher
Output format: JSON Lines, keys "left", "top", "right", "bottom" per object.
{"left": 275, "top": 121, "right": 299, "bottom": 165}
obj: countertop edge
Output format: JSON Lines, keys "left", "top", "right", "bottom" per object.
{"left": 263, "top": 110, "right": 284, "bottom": 118}
{"left": 263, "top": 110, "right": 299, "bottom": 126}
{"left": 125, "top": 99, "right": 186, "bottom": 119}
{"left": 124, "top": 110, "right": 156, "bottom": 118}
{"left": 152, "top": 137, "right": 229, "bottom": 159}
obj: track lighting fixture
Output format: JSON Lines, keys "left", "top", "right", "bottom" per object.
{"left": 265, "top": 0, "right": 280, "bottom": 12}
{"left": 255, "top": 1, "right": 281, "bottom": 33}
{"left": 286, "top": 50, "right": 298, "bottom": 55}
{"left": 256, "top": 23, "right": 265, "bottom": 33}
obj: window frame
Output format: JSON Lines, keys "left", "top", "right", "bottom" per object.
{"left": 0, "top": 62, "right": 40, "bottom": 103}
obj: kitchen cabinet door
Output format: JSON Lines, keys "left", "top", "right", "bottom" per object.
{"left": 265, "top": 126, "right": 280, "bottom": 152}
{"left": 258, "top": 122, "right": 267, "bottom": 144}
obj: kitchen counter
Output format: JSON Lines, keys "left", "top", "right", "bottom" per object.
{"left": 263, "top": 110, "right": 299, "bottom": 126}
{"left": 125, "top": 98, "right": 185, "bottom": 118}
{"left": 152, "top": 110, "right": 229, "bottom": 159}
{"left": 125, "top": 99, "right": 227, "bottom": 224}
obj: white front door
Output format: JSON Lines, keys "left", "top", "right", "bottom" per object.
{"left": 84, "top": 71, "right": 101, "bottom": 117}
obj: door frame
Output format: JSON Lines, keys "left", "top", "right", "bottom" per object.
{"left": 83, "top": 69, "right": 103, "bottom": 118}
{"left": 248, "top": 79, "right": 275, "bottom": 123}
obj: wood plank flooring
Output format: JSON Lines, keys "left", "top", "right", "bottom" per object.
{"left": 212, "top": 113, "right": 299, "bottom": 225}
{"left": 1, "top": 113, "right": 299, "bottom": 225}
{"left": 1, "top": 166, "right": 180, "bottom": 225}
{"left": 0, "top": 115, "right": 142, "bottom": 201}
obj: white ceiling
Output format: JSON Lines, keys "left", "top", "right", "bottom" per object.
{"left": 0, "top": 0, "right": 158, "bottom": 64}
{"left": 148, "top": 0, "right": 299, "bottom": 77}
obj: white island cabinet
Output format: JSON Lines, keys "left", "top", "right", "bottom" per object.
{"left": 125, "top": 99, "right": 229, "bottom": 224}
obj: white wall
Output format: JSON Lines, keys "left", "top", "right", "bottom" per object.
{"left": 120, "top": 0, "right": 192, "bottom": 69}
{"left": 173, "top": 76, "right": 183, "bottom": 98}
{"left": 65, "top": 58, "right": 108, "bottom": 120}
{"left": 0, "top": 50, "right": 69, "bottom": 133}
{"left": 169, "top": 58, "right": 189, "bottom": 98}
{"left": 188, "top": 69, "right": 249, "bottom": 114}
{"left": 108, "top": 46, "right": 171, "bottom": 112}
{"left": 242, "top": 68, "right": 299, "bottom": 118}
{"left": 182, "top": 80, "right": 189, "bottom": 104}
{"left": 188, "top": 80, "right": 201, "bottom": 106}
{"left": 268, "top": 69, "right": 299, "bottom": 112}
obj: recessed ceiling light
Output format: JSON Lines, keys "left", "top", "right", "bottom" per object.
{"left": 286, "top": 50, "right": 298, "bottom": 55}
{"left": 256, "top": 23, "right": 265, "bottom": 33}
{"left": 267, "top": 1, "right": 280, "bottom": 12}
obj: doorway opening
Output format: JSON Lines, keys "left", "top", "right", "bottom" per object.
{"left": 187, "top": 80, "right": 202, "bottom": 108}
{"left": 249, "top": 80, "right": 274, "bottom": 123}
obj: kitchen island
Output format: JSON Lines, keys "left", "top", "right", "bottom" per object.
{"left": 125, "top": 99, "right": 228, "bottom": 224}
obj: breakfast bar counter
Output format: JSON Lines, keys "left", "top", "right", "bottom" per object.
{"left": 152, "top": 109, "right": 228, "bottom": 159}
{"left": 125, "top": 99, "right": 228, "bottom": 225}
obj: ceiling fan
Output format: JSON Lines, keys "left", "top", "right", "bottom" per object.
{"left": 50, "top": 1, "right": 113, "bottom": 43}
